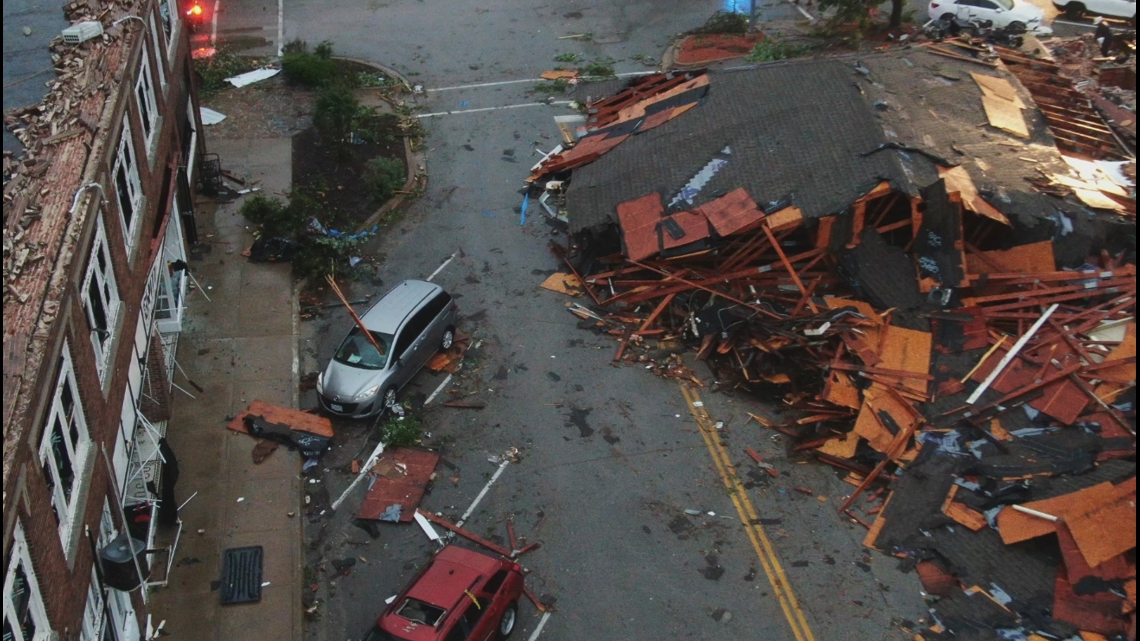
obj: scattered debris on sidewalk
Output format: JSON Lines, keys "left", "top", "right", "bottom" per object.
{"left": 225, "top": 67, "right": 281, "bottom": 88}
{"left": 535, "top": 52, "right": 1136, "bottom": 640}
{"left": 227, "top": 400, "right": 334, "bottom": 460}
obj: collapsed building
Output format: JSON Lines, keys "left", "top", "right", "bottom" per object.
{"left": 531, "top": 45, "right": 1136, "bottom": 640}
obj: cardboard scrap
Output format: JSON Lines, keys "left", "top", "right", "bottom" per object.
{"left": 541, "top": 69, "right": 579, "bottom": 80}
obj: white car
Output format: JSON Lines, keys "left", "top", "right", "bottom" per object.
{"left": 1052, "top": 0, "right": 1135, "bottom": 21}
{"left": 928, "top": 0, "right": 1048, "bottom": 31}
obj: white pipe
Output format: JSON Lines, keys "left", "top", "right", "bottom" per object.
{"left": 1012, "top": 504, "right": 1060, "bottom": 522}
{"left": 966, "top": 304, "right": 1059, "bottom": 404}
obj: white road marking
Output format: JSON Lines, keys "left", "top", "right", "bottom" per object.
{"left": 424, "top": 374, "right": 452, "bottom": 405}
{"left": 527, "top": 612, "right": 553, "bottom": 641}
{"left": 331, "top": 440, "right": 386, "bottom": 511}
{"left": 426, "top": 252, "right": 456, "bottom": 281}
{"left": 456, "top": 460, "right": 508, "bottom": 527}
{"left": 417, "top": 102, "right": 574, "bottom": 118}
{"left": 276, "top": 0, "right": 284, "bottom": 56}
{"left": 428, "top": 70, "right": 657, "bottom": 92}
{"left": 210, "top": 0, "right": 220, "bottom": 45}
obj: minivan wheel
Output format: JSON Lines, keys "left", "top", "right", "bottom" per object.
{"left": 497, "top": 602, "right": 518, "bottom": 639}
{"left": 441, "top": 327, "right": 455, "bottom": 351}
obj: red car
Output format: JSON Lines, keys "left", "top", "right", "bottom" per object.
{"left": 365, "top": 545, "right": 526, "bottom": 641}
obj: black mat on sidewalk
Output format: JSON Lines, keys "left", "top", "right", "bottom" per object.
{"left": 219, "top": 546, "right": 263, "bottom": 605}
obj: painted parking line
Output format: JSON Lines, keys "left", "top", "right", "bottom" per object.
{"left": 416, "top": 101, "right": 573, "bottom": 119}
{"left": 456, "top": 460, "right": 509, "bottom": 528}
{"left": 424, "top": 374, "right": 453, "bottom": 405}
{"left": 526, "top": 611, "right": 553, "bottom": 641}
{"left": 680, "top": 384, "right": 816, "bottom": 641}
{"left": 426, "top": 252, "right": 456, "bottom": 281}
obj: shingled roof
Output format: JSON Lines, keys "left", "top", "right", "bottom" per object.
{"left": 565, "top": 59, "right": 911, "bottom": 233}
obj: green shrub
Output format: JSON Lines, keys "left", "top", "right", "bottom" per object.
{"left": 281, "top": 39, "right": 338, "bottom": 87}
{"left": 364, "top": 156, "right": 406, "bottom": 203}
{"left": 314, "top": 85, "right": 360, "bottom": 138}
{"left": 379, "top": 413, "right": 423, "bottom": 447}
{"left": 238, "top": 194, "right": 306, "bottom": 238}
{"left": 532, "top": 78, "right": 571, "bottom": 94}
{"left": 746, "top": 37, "right": 810, "bottom": 62}
{"left": 292, "top": 234, "right": 367, "bottom": 280}
{"left": 690, "top": 11, "right": 750, "bottom": 34}
{"left": 580, "top": 58, "right": 617, "bottom": 78}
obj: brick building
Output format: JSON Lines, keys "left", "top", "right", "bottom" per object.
{"left": 3, "top": 1, "right": 204, "bottom": 639}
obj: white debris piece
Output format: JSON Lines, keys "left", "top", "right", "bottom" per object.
{"left": 225, "top": 68, "right": 280, "bottom": 88}
{"left": 200, "top": 107, "right": 227, "bottom": 125}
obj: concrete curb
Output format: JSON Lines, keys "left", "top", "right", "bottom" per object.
{"left": 331, "top": 56, "right": 427, "bottom": 233}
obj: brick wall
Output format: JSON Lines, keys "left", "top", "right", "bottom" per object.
{"left": 3, "top": 0, "right": 204, "bottom": 636}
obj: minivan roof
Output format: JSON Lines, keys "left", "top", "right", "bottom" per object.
{"left": 361, "top": 280, "right": 440, "bottom": 335}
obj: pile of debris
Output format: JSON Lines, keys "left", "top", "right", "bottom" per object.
{"left": 547, "top": 164, "right": 1135, "bottom": 638}
{"left": 1041, "top": 32, "right": 1137, "bottom": 156}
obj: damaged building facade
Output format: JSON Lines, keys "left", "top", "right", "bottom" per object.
{"left": 531, "top": 48, "right": 1136, "bottom": 640}
{"left": 3, "top": 1, "right": 203, "bottom": 639}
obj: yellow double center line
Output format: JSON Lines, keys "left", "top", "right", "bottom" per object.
{"left": 680, "top": 384, "right": 816, "bottom": 641}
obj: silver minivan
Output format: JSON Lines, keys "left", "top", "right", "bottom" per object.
{"left": 317, "top": 280, "right": 458, "bottom": 418}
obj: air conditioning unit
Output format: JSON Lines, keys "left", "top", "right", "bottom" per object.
{"left": 62, "top": 21, "right": 104, "bottom": 44}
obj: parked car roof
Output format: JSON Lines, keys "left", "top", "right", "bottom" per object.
{"left": 361, "top": 280, "right": 440, "bottom": 335}
{"left": 403, "top": 546, "right": 500, "bottom": 612}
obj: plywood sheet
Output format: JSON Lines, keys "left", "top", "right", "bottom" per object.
{"left": 1066, "top": 479, "right": 1136, "bottom": 568}
{"left": 972, "top": 72, "right": 1027, "bottom": 108}
{"left": 816, "top": 430, "right": 860, "bottom": 458}
{"left": 821, "top": 370, "right": 862, "bottom": 410}
{"left": 617, "top": 192, "right": 665, "bottom": 261}
{"left": 699, "top": 188, "right": 765, "bottom": 237}
{"left": 539, "top": 272, "right": 584, "bottom": 297}
{"left": 964, "top": 240, "right": 1056, "bottom": 275}
{"left": 981, "top": 94, "right": 1029, "bottom": 138}
{"left": 879, "top": 326, "right": 932, "bottom": 394}
{"left": 939, "top": 165, "right": 1010, "bottom": 225}
{"left": 1095, "top": 322, "right": 1135, "bottom": 384}
{"left": 997, "top": 481, "right": 1118, "bottom": 544}
{"left": 358, "top": 447, "right": 440, "bottom": 522}
{"left": 227, "top": 400, "right": 334, "bottom": 439}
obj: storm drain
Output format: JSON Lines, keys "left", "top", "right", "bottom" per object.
{"left": 219, "top": 546, "right": 263, "bottom": 605}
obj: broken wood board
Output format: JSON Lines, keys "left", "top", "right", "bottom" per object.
{"left": 227, "top": 400, "right": 333, "bottom": 439}
{"left": 541, "top": 70, "right": 579, "bottom": 80}
{"left": 358, "top": 447, "right": 440, "bottom": 522}
{"left": 981, "top": 93, "right": 1029, "bottom": 138}
{"left": 971, "top": 72, "right": 1027, "bottom": 109}
{"left": 426, "top": 333, "right": 471, "bottom": 373}
{"left": 539, "top": 272, "right": 585, "bottom": 297}
{"left": 878, "top": 326, "right": 933, "bottom": 395}
{"left": 938, "top": 165, "right": 1009, "bottom": 225}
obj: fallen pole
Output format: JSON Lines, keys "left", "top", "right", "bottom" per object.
{"left": 966, "top": 303, "right": 1058, "bottom": 404}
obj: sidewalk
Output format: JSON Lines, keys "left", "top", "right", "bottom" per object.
{"left": 148, "top": 137, "right": 303, "bottom": 640}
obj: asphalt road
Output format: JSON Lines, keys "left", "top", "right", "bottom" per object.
{"left": 211, "top": 1, "right": 930, "bottom": 640}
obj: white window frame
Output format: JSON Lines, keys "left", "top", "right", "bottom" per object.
{"left": 113, "top": 118, "right": 143, "bottom": 252}
{"left": 80, "top": 568, "right": 107, "bottom": 641}
{"left": 135, "top": 51, "right": 159, "bottom": 155}
{"left": 184, "top": 98, "right": 198, "bottom": 184}
{"left": 3, "top": 522, "right": 53, "bottom": 641}
{"left": 158, "top": 0, "right": 180, "bottom": 59}
{"left": 148, "top": 14, "right": 168, "bottom": 92}
{"left": 83, "top": 213, "right": 121, "bottom": 383}
{"left": 39, "top": 343, "right": 93, "bottom": 553}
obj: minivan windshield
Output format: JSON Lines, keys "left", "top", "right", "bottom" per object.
{"left": 333, "top": 328, "right": 392, "bottom": 370}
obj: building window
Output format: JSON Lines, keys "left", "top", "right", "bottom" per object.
{"left": 39, "top": 344, "right": 92, "bottom": 551}
{"left": 149, "top": 14, "right": 167, "bottom": 91}
{"left": 3, "top": 522, "right": 52, "bottom": 641}
{"left": 113, "top": 119, "right": 142, "bottom": 250}
{"left": 158, "top": 0, "right": 179, "bottom": 57}
{"left": 84, "top": 214, "right": 121, "bottom": 382}
{"left": 80, "top": 569, "right": 108, "bottom": 641}
{"left": 135, "top": 52, "right": 159, "bottom": 154}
